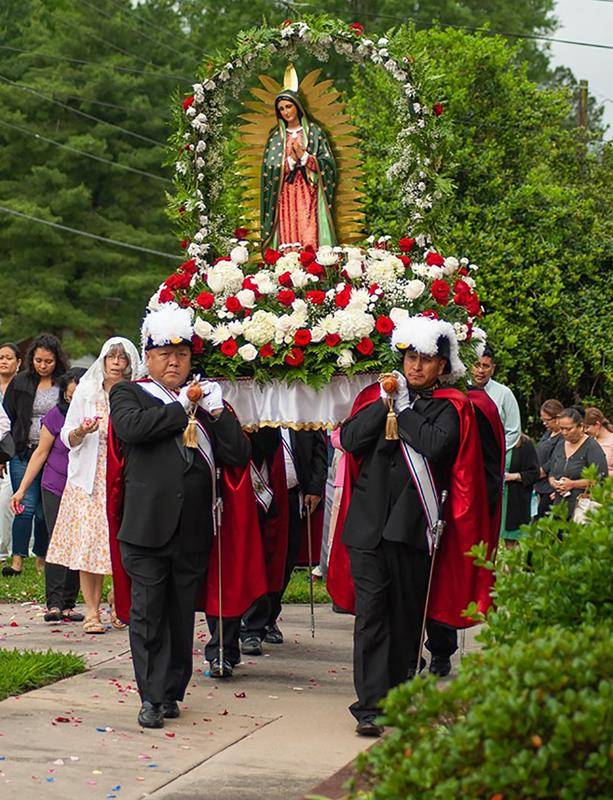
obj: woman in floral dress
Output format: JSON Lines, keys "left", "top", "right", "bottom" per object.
{"left": 46, "top": 337, "right": 142, "bottom": 633}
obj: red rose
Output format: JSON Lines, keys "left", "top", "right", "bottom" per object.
{"left": 431, "top": 279, "right": 450, "bottom": 306}
{"left": 335, "top": 288, "right": 351, "bottom": 308}
{"left": 356, "top": 337, "right": 375, "bottom": 356}
{"left": 277, "top": 289, "right": 296, "bottom": 306}
{"left": 191, "top": 335, "right": 204, "bottom": 355}
{"left": 165, "top": 271, "right": 191, "bottom": 290}
{"left": 182, "top": 95, "right": 195, "bottom": 110}
{"left": 180, "top": 239, "right": 189, "bottom": 250}
{"left": 225, "top": 296, "right": 242, "bottom": 313}
{"left": 234, "top": 227, "right": 249, "bottom": 240}
{"left": 454, "top": 279, "right": 471, "bottom": 299}
{"left": 375, "top": 315, "right": 394, "bottom": 336}
{"left": 299, "top": 249, "right": 316, "bottom": 267}
{"left": 264, "top": 248, "right": 281, "bottom": 265}
{"left": 458, "top": 266, "right": 469, "bottom": 277}
{"left": 282, "top": 18, "right": 292, "bottom": 27}
{"left": 294, "top": 329, "right": 312, "bottom": 347}
{"left": 195, "top": 291, "right": 215, "bottom": 309}
{"left": 465, "top": 293, "right": 482, "bottom": 317}
{"left": 242, "top": 276, "right": 261, "bottom": 297}
{"left": 466, "top": 321, "right": 474, "bottom": 340}
{"left": 306, "top": 289, "right": 326, "bottom": 305}
{"left": 425, "top": 251, "right": 445, "bottom": 267}
{"left": 178, "top": 295, "right": 191, "bottom": 308}
{"left": 220, "top": 339, "right": 238, "bottom": 357}
{"left": 349, "top": 21, "right": 364, "bottom": 36}
{"left": 421, "top": 309, "right": 439, "bottom": 319}
{"left": 158, "top": 287, "right": 174, "bottom": 304}
{"left": 179, "top": 258, "right": 197, "bottom": 275}
{"left": 284, "top": 347, "right": 304, "bottom": 367}
{"left": 368, "top": 283, "right": 381, "bottom": 295}
{"left": 259, "top": 343, "right": 275, "bottom": 358}
{"left": 399, "top": 237, "right": 416, "bottom": 252}
{"left": 325, "top": 334, "right": 341, "bottom": 347}
{"left": 278, "top": 271, "right": 293, "bottom": 288}
{"left": 399, "top": 255, "right": 411, "bottom": 268}
{"left": 433, "top": 102, "right": 444, "bottom": 117}
{"left": 306, "top": 262, "right": 324, "bottom": 278}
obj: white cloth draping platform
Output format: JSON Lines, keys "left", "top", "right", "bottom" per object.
{"left": 217, "top": 374, "right": 376, "bottom": 430}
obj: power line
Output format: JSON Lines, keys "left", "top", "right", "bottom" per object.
{"left": 0, "top": 117, "right": 172, "bottom": 183}
{"left": 51, "top": 93, "right": 170, "bottom": 119}
{"left": 0, "top": 44, "right": 190, "bottom": 82}
{"left": 0, "top": 204, "right": 181, "bottom": 260}
{"left": 104, "top": 0, "right": 206, "bottom": 57}
{"left": 0, "top": 73, "right": 166, "bottom": 146}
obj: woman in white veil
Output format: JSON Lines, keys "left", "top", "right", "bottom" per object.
{"left": 46, "top": 337, "right": 142, "bottom": 633}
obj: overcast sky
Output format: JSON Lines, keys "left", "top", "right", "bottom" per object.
{"left": 550, "top": 0, "right": 613, "bottom": 135}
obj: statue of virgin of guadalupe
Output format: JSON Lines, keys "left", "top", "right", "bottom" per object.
{"left": 260, "top": 89, "right": 338, "bottom": 251}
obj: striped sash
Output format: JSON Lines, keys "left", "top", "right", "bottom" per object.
{"left": 399, "top": 439, "right": 440, "bottom": 555}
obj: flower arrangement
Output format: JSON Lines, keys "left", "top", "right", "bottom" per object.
{"left": 149, "top": 234, "right": 484, "bottom": 388}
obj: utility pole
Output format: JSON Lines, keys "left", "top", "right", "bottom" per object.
{"left": 578, "top": 79, "right": 589, "bottom": 128}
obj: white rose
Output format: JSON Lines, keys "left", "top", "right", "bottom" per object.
{"left": 227, "top": 320, "right": 244, "bottom": 336}
{"left": 345, "top": 258, "right": 363, "bottom": 279}
{"left": 310, "top": 326, "right": 325, "bottom": 343}
{"left": 344, "top": 247, "right": 363, "bottom": 261}
{"left": 290, "top": 269, "right": 309, "bottom": 289}
{"left": 238, "top": 343, "right": 257, "bottom": 362}
{"left": 236, "top": 288, "right": 256, "bottom": 308}
{"left": 291, "top": 298, "right": 308, "bottom": 316}
{"left": 194, "top": 318, "right": 214, "bottom": 340}
{"left": 230, "top": 245, "right": 249, "bottom": 265}
{"left": 206, "top": 261, "right": 244, "bottom": 295}
{"left": 443, "top": 256, "right": 459, "bottom": 275}
{"left": 336, "top": 349, "right": 355, "bottom": 368}
{"left": 316, "top": 245, "right": 338, "bottom": 266}
{"left": 405, "top": 280, "right": 426, "bottom": 300}
{"left": 389, "top": 307, "right": 409, "bottom": 325}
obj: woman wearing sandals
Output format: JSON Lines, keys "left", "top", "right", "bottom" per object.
{"left": 11, "top": 368, "right": 86, "bottom": 621}
{"left": 46, "top": 338, "right": 142, "bottom": 634}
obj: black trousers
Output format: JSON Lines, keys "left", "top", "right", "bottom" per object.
{"left": 204, "top": 616, "right": 242, "bottom": 665}
{"left": 426, "top": 619, "right": 458, "bottom": 658}
{"left": 42, "top": 489, "right": 79, "bottom": 611}
{"left": 120, "top": 536, "right": 208, "bottom": 705}
{"left": 348, "top": 539, "right": 430, "bottom": 723}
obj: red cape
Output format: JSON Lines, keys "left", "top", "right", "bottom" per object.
{"left": 327, "top": 383, "right": 496, "bottom": 628}
{"left": 260, "top": 445, "right": 289, "bottom": 592}
{"left": 107, "top": 405, "right": 267, "bottom": 624}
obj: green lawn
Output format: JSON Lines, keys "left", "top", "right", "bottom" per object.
{"left": 0, "top": 559, "right": 330, "bottom": 604}
{"left": 0, "top": 648, "right": 86, "bottom": 700}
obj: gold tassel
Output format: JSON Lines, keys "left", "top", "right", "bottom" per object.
{"left": 183, "top": 411, "right": 199, "bottom": 448}
{"left": 385, "top": 399, "right": 399, "bottom": 441}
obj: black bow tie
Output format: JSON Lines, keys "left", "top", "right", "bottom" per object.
{"left": 408, "top": 386, "right": 435, "bottom": 403}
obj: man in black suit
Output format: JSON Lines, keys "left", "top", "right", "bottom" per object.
{"left": 238, "top": 426, "right": 328, "bottom": 656}
{"left": 109, "top": 307, "right": 250, "bottom": 728}
{"left": 340, "top": 318, "right": 463, "bottom": 737}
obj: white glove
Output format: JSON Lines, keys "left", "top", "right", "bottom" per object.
{"left": 198, "top": 381, "right": 223, "bottom": 415}
{"left": 380, "top": 370, "right": 410, "bottom": 412}
{"left": 177, "top": 386, "right": 192, "bottom": 411}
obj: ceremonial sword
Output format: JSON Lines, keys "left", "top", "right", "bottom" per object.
{"left": 417, "top": 489, "right": 449, "bottom": 671}
{"left": 214, "top": 467, "right": 226, "bottom": 674}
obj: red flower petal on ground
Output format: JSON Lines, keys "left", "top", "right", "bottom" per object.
{"left": 278, "top": 271, "right": 293, "bottom": 288}
{"left": 220, "top": 339, "right": 238, "bottom": 357}
{"left": 356, "top": 337, "right": 375, "bottom": 356}
{"left": 182, "top": 95, "right": 194, "bottom": 110}
{"left": 191, "top": 335, "right": 204, "bottom": 355}
{"left": 375, "top": 315, "right": 394, "bottom": 336}
{"left": 398, "top": 237, "right": 416, "bottom": 252}
{"left": 294, "top": 329, "right": 312, "bottom": 347}
{"left": 195, "top": 291, "right": 215, "bottom": 309}
{"left": 264, "top": 248, "right": 281, "bottom": 265}
{"left": 225, "top": 296, "right": 242, "bottom": 313}
{"left": 325, "top": 334, "right": 341, "bottom": 347}
{"left": 431, "top": 279, "right": 450, "bottom": 306}
{"left": 259, "top": 343, "right": 274, "bottom": 358}
{"left": 277, "top": 289, "right": 296, "bottom": 306}
{"left": 425, "top": 251, "right": 445, "bottom": 267}
{"left": 284, "top": 347, "right": 304, "bottom": 367}
{"left": 306, "top": 290, "right": 326, "bottom": 305}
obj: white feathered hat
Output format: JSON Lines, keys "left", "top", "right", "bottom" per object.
{"left": 390, "top": 314, "right": 466, "bottom": 383}
{"left": 141, "top": 302, "right": 194, "bottom": 353}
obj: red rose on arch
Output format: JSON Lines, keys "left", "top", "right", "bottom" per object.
{"left": 182, "top": 95, "right": 194, "bottom": 111}
{"left": 335, "top": 287, "right": 351, "bottom": 308}
{"left": 225, "top": 296, "right": 242, "bottom": 314}
{"left": 264, "top": 248, "right": 281, "bottom": 265}
{"left": 425, "top": 251, "right": 445, "bottom": 267}
{"left": 241, "top": 276, "right": 261, "bottom": 298}
{"left": 399, "top": 237, "right": 416, "bottom": 252}
{"left": 465, "top": 293, "right": 482, "bottom": 317}
{"left": 294, "top": 329, "right": 312, "bottom": 347}
{"left": 220, "top": 339, "right": 238, "bottom": 357}
{"left": 299, "top": 248, "right": 316, "bottom": 267}
{"left": 195, "top": 291, "right": 215, "bottom": 309}
{"left": 306, "top": 262, "right": 324, "bottom": 278}
{"left": 191, "top": 335, "right": 204, "bottom": 355}
{"left": 356, "top": 337, "right": 375, "bottom": 356}
{"left": 179, "top": 258, "right": 197, "bottom": 276}
{"left": 259, "top": 343, "right": 275, "bottom": 359}
{"left": 284, "top": 347, "right": 304, "bottom": 367}
{"left": 278, "top": 271, "right": 293, "bottom": 288}
{"left": 234, "top": 227, "right": 249, "bottom": 240}
{"left": 277, "top": 289, "right": 296, "bottom": 306}
{"left": 165, "top": 271, "right": 191, "bottom": 290}
{"left": 399, "top": 255, "right": 412, "bottom": 268}
{"left": 178, "top": 295, "right": 191, "bottom": 309}
{"left": 306, "top": 289, "right": 326, "bottom": 305}
{"left": 158, "top": 287, "right": 174, "bottom": 304}
{"left": 349, "top": 21, "right": 364, "bottom": 36}
{"left": 431, "top": 279, "right": 450, "bottom": 306}
{"left": 325, "top": 333, "right": 341, "bottom": 347}
{"left": 433, "top": 102, "right": 444, "bottom": 117}
{"left": 454, "top": 279, "right": 472, "bottom": 301}
{"left": 375, "top": 315, "right": 394, "bottom": 336}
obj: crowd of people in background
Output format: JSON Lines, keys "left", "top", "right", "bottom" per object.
{"left": 0, "top": 333, "right": 610, "bottom": 638}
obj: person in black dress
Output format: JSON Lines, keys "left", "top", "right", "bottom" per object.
{"left": 501, "top": 433, "right": 540, "bottom": 544}
{"left": 534, "top": 399, "right": 563, "bottom": 518}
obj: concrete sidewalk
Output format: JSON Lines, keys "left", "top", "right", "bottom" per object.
{"left": 0, "top": 601, "right": 479, "bottom": 799}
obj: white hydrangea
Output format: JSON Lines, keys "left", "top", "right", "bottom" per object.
{"left": 316, "top": 245, "right": 338, "bottom": 266}
{"left": 193, "top": 318, "right": 214, "bottom": 340}
{"left": 230, "top": 245, "right": 249, "bottom": 265}
{"left": 334, "top": 308, "right": 375, "bottom": 341}
{"left": 251, "top": 270, "right": 276, "bottom": 295}
{"left": 275, "top": 252, "right": 300, "bottom": 273}
{"left": 236, "top": 288, "right": 256, "bottom": 308}
{"left": 242, "top": 310, "right": 277, "bottom": 346}
{"left": 365, "top": 255, "right": 404, "bottom": 289}
{"left": 238, "top": 343, "right": 257, "bottom": 362}
{"left": 405, "top": 280, "right": 426, "bottom": 301}
{"left": 206, "top": 261, "right": 244, "bottom": 295}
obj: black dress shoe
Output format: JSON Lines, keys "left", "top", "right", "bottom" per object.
{"left": 2, "top": 566, "right": 22, "bottom": 577}
{"left": 241, "top": 635, "right": 263, "bottom": 656}
{"left": 138, "top": 701, "right": 164, "bottom": 729}
{"left": 429, "top": 655, "right": 452, "bottom": 677}
{"left": 44, "top": 608, "right": 62, "bottom": 622}
{"left": 355, "top": 720, "right": 384, "bottom": 738}
{"left": 162, "top": 700, "right": 180, "bottom": 719}
{"left": 263, "top": 623, "right": 284, "bottom": 644}
{"left": 209, "top": 658, "right": 233, "bottom": 678}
